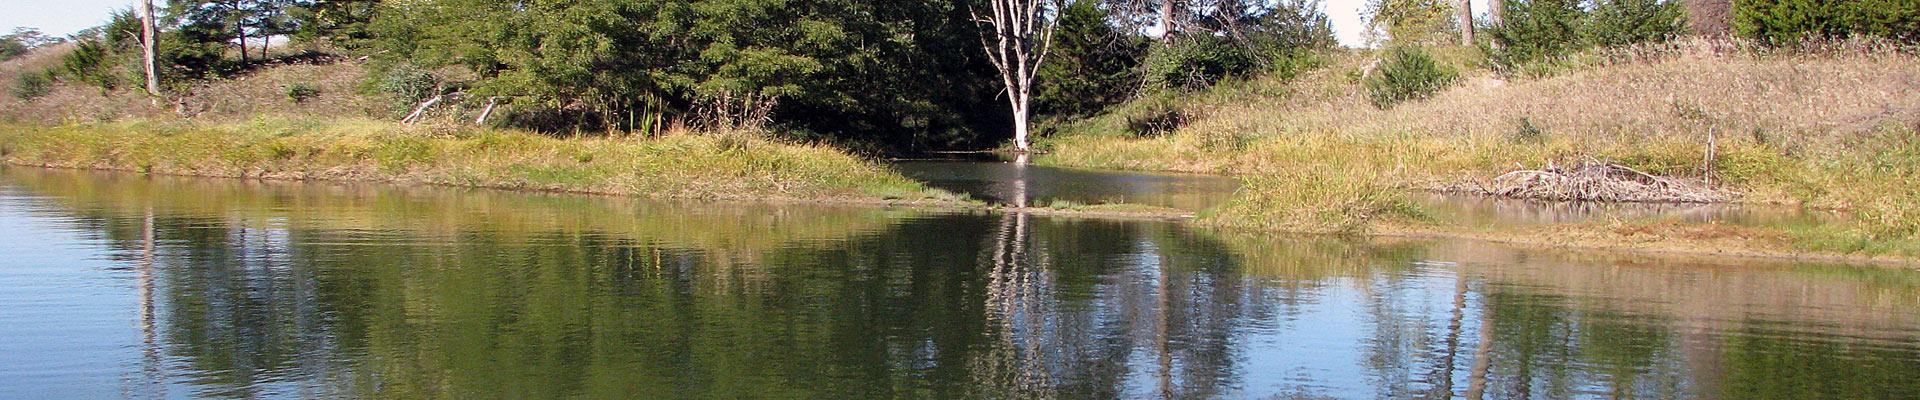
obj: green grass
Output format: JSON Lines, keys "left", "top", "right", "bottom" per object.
{"left": 0, "top": 117, "right": 966, "bottom": 204}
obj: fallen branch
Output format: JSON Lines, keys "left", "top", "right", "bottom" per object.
{"left": 401, "top": 92, "right": 461, "bottom": 124}
{"left": 474, "top": 96, "right": 500, "bottom": 125}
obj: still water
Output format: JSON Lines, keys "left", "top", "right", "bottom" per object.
{"left": 1, "top": 167, "right": 1918, "bottom": 399}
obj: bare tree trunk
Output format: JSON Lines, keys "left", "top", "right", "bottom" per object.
{"left": 138, "top": 0, "right": 160, "bottom": 97}
{"left": 238, "top": 32, "right": 249, "bottom": 63}
{"left": 1159, "top": 0, "right": 1177, "bottom": 40}
{"left": 973, "top": 0, "right": 1059, "bottom": 154}
{"left": 1458, "top": 0, "right": 1476, "bottom": 45}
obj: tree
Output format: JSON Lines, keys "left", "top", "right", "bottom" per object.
{"left": 1366, "top": 0, "right": 1457, "bottom": 44}
{"left": 1036, "top": 0, "right": 1143, "bottom": 117}
{"left": 141, "top": 0, "right": 162, "bottom": 96}
{"left": 972, "top": 0, "right": 1061, "bottom": 152}
{"left": 1, "top": 28, "right": 63, "bottom": 62}
{"left": 1582, "top": 0, "right": 1685, "bottom": 47}
{"left": 1484, "top": 0, "right": 1584, "bottom": 71}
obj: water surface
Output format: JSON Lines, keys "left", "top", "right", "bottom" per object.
{"left": 1, "top": 167, "right": 1917, "bottom": 399}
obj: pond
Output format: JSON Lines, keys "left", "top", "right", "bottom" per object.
{"left": 1, "top": 167, "right": 1917, "bottom": 399}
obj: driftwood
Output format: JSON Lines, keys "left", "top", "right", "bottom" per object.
{"left": 1486, "top": 158, "right": 1729, "bottom": 203}
{"left": 401, "top": 92, "right": 463, "bottom": 124}
{"left": 474, "top": 96, "right": 500, "bottom": 125}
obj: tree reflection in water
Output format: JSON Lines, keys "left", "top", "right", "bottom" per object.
{"left": 2, "top": 168, "right": 1918, "bottom": 399}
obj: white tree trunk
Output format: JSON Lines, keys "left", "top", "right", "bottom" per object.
{"left": 973, "top": 0, "right": 1058, "bottom": 155}
{"left": 1012, "top": 103, "right": 1031, "bottom": 152}
{"left": 139, "top": 0, "right": 159, "bottom": 96}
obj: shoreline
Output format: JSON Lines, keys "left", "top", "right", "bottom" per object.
{"left": 6, "top": 162, "right": 1914, "bottom": 269}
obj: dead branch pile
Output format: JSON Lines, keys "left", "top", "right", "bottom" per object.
{"left": 1487, "top": 158, "right": 1730, "bottom": 203}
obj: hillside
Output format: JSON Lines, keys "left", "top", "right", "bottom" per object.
{"left": 1038, "top": 39, "right": 1920, "bottom": 255}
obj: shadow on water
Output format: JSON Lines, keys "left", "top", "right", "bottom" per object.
{"left": 0, "top": 167, "right": 1917, "bottom": 399}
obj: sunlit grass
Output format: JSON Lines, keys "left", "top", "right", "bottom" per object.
{"left": 0, "top": 117, "right": 964, "bottom": 204}
{"left": 1037, "top": 40, "right": 1920, "bottom": 256}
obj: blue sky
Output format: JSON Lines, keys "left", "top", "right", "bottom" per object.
{"left": 2, "top": 0, "right": 1491, "bottom": 48}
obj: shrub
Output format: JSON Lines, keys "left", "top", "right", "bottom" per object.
{"left": 1125, "top": 101, "right": 1190, "bottom": 137}
{"left": 1034, "top": 0, "right": 1144, "bottom": 117}
{"left": 1733, "top": 0, "right": 1919, "bottom": 44}
{"left": 1582, "top": 0, "right": 1688, "bottom": 47}
{"left": 286, "top": 83, "right": 321, "bottom": 103}
{"left": 1485, "top": 0, "right": 1587, "bottom": 73}
{"left": 11, "top": 72, "right": 52, "bottom": 100}
{"left": 373, "top": 64, "right": 441, "bottom": 115}
{"left": 1365, "top": 0, "right": 1459, "bottom": 44}
{"left": 1144, "top": 36, "right": 1261, "bottom": 91}
{"left": 1844, "top": 0, "right": 1920, "bottom": 43}
{"left": 1364, "top": 45, "right": 1457, "bottom": 108}
{"left": 59, "top": 40, "right": 122, "bottom": 91}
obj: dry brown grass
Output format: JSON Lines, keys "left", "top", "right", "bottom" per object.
{"left": 3, "top": 63, "right": 378, "bottom": 124}
{"left": 1, "top": 44, "right": 378, "bottom": 125}
{"left": 1040, "top": 39, "right": 1920, "bottom": 250}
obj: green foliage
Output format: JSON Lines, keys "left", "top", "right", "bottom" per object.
{"left": 2, "top": 28, "right": 63, "bottom": 62}
{"left": 1144, "top": 0, "right": 1337, "bottom": 92}
{"left": 1366, "top": 0, "right": 1458, "bottom": 44}
{"left": 1485, "top": 0, "right": 1587, "bottom": 73}
{"left": 373, "top": 64, "right": 440, "bottom": 106}
{"left": 1582, "top": 0, "right": 1688, "bottom": 47}
{"left": 1732, "top": 0, "right": 1848, "bottom": 44}
{"left": 1145, "top": 36, "right": 1262, "bottom": 91}
{"left": 1734, "top": 0, "right": 1920, "bottom": 45}
{"left": 11, "top": 72, "right": 53, "bottom": 100}
{"left": 370, "top": 0, "right": 1007, "bottom": 150}
{"left": 1035, "top": 0, "right": 1144, "bottom": 117}
{"left": 286, "top": 83, "right": 320, "bottom": 103}
{"left": 59, "top": 40, "right": 124, "bottom": 91}
{"left": 1846, "top": 0, "right": 1920, "bottom": 42}
{"left": 288, "top": 0, "right": 380, "bottom": 45}
{"left": 1364, "top": 45, "right": 1458, "bottom": 108}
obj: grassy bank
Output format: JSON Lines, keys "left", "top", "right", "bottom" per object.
{"left": 0, "top": 118, "right": 964, "bottom": 204}
{"left": 1038, "top": 40, "right": 1920, "bottom": 258}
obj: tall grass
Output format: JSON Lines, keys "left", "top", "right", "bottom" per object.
{"left": 0, "top": 118, "right": 960, "bottom": 203}
{"left": 1039, "top": 38, "right": 1920, "bottom": 254}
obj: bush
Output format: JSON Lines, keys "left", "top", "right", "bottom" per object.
{"left": 58, "top": 40, "right": 123, "bottom": 91}
{"left": 1140, "top": 0, "right": 1335, "bottom": 92}
{"left": 1364, "top": 45, "right": 1457, "bottom": 108}
{"left": 1847, "top": 0, "right": 1920, "bottom": 43}
{"left": 373, "top": 64, "right": 441, "bottom": 115}
{"left": 1144, "top": 36, "right": 1262, "bottom": 91}
{"left": 1035, "top": 0, "right": 1144, "bottom": 117}
{"left": 1582, "top": 0, "right": 1687, "bottom": 47}
{"left": 1485, "top": 0, "right": 1587, "bottom": 73}
{"left": 1124, "top": 101, "right": 1189, "bottom": 137}
{"left": 11, "top": 72, "right": 52, "bottom": 100}
{"left": 286, "top": 83, "right": 321, "bottom": 103}
{"left": 1734, "top": 0, "right": 1919, "bottom": 45}
{"left": 1732, "top": 0, "right": 1849, "bottom": 44}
